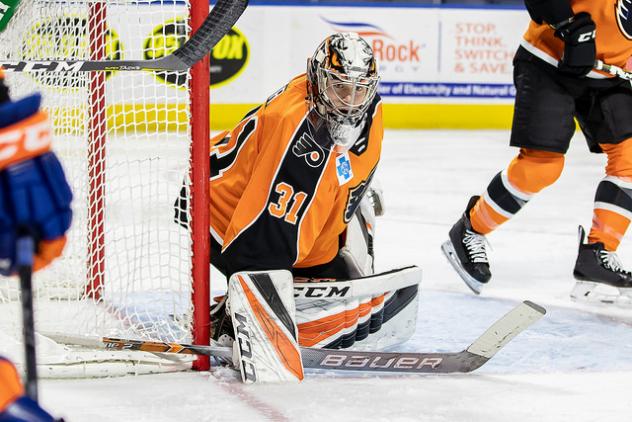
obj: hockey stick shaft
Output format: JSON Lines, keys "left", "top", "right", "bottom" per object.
{"left": 172, "top": 0, "right": 246, "bottom": 69}
{"left": 0, "top": 0, "right": 248, "bottom": 72}
{"left": 16, "top": 235, "right": 38, "bottom": 401}
{"left": 594, "top": 60, "right": 632, "bottom": 81}
{"left": 50, "top": 301, "right": 545, "bottom": 375}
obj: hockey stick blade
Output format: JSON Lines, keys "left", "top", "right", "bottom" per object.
{"left": 48, "top": 300, "right": 545, "bottom": 375}
{"left": 0, "top": 0, "right": 248, "bottom": 72}
{"left": 301, "top": 300, "right": 545, "bottom": 374}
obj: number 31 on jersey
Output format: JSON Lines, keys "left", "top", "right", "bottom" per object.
{"left": 268, "top": 182, "right": 308, "bottom": 225}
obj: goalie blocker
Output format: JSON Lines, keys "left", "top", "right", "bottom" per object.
{"left": 227, "top": 270, "right": 303, "bottom": 383}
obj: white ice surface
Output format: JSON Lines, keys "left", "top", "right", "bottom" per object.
{"left": 38, "top": 130, "right": 632, "bottom": 421}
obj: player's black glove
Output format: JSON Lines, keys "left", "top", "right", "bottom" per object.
{"left": 554, "top": 12, "right": 596, "bottom": 77}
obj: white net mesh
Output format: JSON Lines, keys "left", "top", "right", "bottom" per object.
{"left": 0, "top": 0, "right": 200, "bottom": 377}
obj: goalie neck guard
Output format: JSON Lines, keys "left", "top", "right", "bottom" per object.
{"left": 307, "top": 32, "right": 379, "bottom": 150}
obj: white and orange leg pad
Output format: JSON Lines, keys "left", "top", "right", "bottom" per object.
{"left": 295, "top": 284, "right": 419, "bottom": 351}
{"left": 227, "top": 270, "right": 304, "bottom": 384}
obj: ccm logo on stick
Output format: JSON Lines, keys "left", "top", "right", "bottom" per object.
{"left": 0, "top": 61, "right": 85, "bottom": 72}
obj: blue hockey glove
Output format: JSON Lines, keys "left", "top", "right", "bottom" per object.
{"left": 0, "top": 95, "right": 72, "bottom": 275}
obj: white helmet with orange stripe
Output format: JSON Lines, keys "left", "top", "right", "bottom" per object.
{"left": 307, "top": 32, "right": 379, "bottom": 150}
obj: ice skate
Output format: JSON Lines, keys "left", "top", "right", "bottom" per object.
{"left": 571, "top": 226, "right": 632, "bottom": 306}
{"left": 442, "top": 196, "right": 491, "bottom": 294}
{"left": 210, "top": 296, "right": 236, "bottom": 366}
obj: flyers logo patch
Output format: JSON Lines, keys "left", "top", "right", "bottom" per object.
{"left": 616, "top": 0, "right": 632, "bottom": 40}
{"left": 292, "top": 133, "right": 325, "bottom": 168}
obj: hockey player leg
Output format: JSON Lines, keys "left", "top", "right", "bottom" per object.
{"left": 443, "top": 149, "right": 564, "bottom": 293}
{"left": 571, "top": 140, "right": 632, "bottom": 305}
{"left": 572, "top": 226, "right": 632, "bottom": 306}
{"left": 442, "top": 196, "right": 491, "bottom": 294}
{"left": 227, "top": 270, "right": 304, "bottom": 383}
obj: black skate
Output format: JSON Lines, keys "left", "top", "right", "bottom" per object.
{"left": 441, "top": 196, "right": 491, "bottom": 294}
{"left": 571, "top": 226, "right": 632, "bottom": 305}
{"left": 210, "top": 296, "right": 236, "bottom": 365}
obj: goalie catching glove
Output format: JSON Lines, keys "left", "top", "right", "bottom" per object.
{"left": 0, "top": 94, "right": 73, "bottom": 275}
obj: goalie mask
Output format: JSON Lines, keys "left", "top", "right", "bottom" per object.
{"left": 307, "top": 33, "right": 379, "bottom": 150}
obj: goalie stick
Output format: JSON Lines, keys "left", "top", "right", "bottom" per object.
{"left": 49, "top": 300, "right": 545, "bottom": 375}
{"left": 0, "top": 0, "right": 248, "bottom": 72}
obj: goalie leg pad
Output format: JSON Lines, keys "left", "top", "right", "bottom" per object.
{"left": 227, "top": 270, "right": 304, "bottom": 383}
{"left": 356, "top": 284, "right": 419, "bottom": 351}
{"left": 296, "top": 296, "right": 375, "bottom": 349}
{"left": 295, "top": 271, "right": 420, "bottom": 350}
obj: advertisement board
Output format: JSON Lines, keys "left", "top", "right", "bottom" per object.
{"left": 222, "top": 4, "right": 529, "bottom": 127}
{"left": 13, "top": 3, "right": 532, "bottom": 128}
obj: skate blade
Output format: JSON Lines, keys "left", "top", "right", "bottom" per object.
{"left": 211, "top": 338, "right": 236, "bottom": 367}
{"left": 570, "top": 281, "right": 632, "bottom": 307}
{"left": 441, "top": 240, "right": 484, "bottom": 295}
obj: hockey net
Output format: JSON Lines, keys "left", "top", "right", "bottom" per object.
{"left": 0, "top": 0, "right": 210, "bottom": 377}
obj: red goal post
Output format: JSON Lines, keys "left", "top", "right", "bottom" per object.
{"left": 189, "top": 0, "right": 211, "bottom": 372}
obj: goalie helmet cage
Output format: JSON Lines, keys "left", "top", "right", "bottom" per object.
{"left": 0, "top": 0, "right": 211, "bottom": 376}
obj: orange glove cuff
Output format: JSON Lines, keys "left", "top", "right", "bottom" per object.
{"left": 0, "top": 358, "right": 24, "bottom": 411}
{"left": 0, "top": 111, "right": 51, "bottom": 170}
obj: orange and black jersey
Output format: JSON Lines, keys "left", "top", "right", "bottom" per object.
{"left": 209, "top": 74, "right": 383, "bottom": 276}
{"left": 522, "top": 0, "right": 632, "bottom": 77}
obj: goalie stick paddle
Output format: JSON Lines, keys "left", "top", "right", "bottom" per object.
{"left": 49, "top": 300, "right": 545, "bottom": 375}
{"left": 0, "top": 0, "right": 248, "bottom": 72}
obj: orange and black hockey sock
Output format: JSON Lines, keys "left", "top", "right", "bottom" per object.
{"left": 588, "top": 140, "right": 632, "bottom": 251}
{"left": 470, "top": 148, "right": 565, "bottom": 235}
